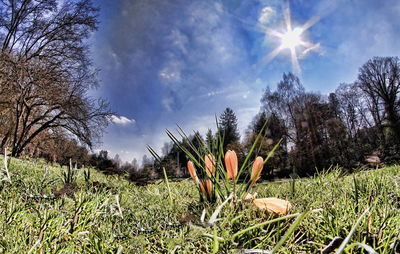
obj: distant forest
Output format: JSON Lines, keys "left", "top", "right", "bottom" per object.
{"left": 0, "top": 1, "right": 399, "bottom": 181}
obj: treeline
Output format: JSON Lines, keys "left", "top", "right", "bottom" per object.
{"left": 137, "top": 56, "right": 400, "bottom": 180}
{"left": 3, "top": 56, "right": 400, "bottom": 180}
{"left": 83, "top": 56, "right": 400, "bottom": 181}
{"left": 2, "top": 56, "right": 399, "bottom": 181}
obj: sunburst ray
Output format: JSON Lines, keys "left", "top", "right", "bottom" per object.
{"left": 263, "top": 4, "right": 320, "bottom": 73}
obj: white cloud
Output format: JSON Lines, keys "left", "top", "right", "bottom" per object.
{"left": 258, "top": 6, "right": 275, "bottom": 25}
{"left": 109, "top": 115, "right": 136, "bottom": 125}
{"left": 299, "top": 43, "right": 323, "bottom": 59}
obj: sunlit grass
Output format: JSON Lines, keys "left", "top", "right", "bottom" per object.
{"left": 0, "top": 157, "right": 399, "bottom": 253}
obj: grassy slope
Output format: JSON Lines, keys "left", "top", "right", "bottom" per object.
{"left": 0, "top": 157, "right": 399, "bottom": 253}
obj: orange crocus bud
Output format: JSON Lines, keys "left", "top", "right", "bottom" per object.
{"left": 250, "top": 156, "right": 264, "bottom": 185}
{"left": 205, "top": 154, "right": 216, "bottom": 177}
{"left": 199, "top": 180, "right": 212, "bottom": 197}
{"left": 224, "top": 150, "right": 238, "bottom": 180}
{"left": 187, "top": 161, "right": 199, "bottom": 183}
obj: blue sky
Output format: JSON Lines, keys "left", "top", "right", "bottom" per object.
{"left": 89, "top": 0, "right": 400, "bottom": 163}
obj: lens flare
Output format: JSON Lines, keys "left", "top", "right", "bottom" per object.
{"left": 262, "top": 5, "right": 320, "bottom": 74}
{"left": 280, "top": 27, "right": 303, "bottom": 50}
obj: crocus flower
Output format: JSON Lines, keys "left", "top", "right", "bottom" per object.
{"left": 199, "top": 179, "right": 212, "bottom": 197}
{"left": 250, "top": 156, "right": 264, "bottom": 185}
{"left": 187, "top": 161, "right": 199, "bottom": 183}
{"left": 224, "top": 150, "right": 238, "bottom": 180}
{"left": 204, "top": 154, "right": 216, "bottom": 177}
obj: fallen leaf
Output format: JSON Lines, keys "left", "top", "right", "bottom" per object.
{"left": 253, "top": 198, "right": 292, "bottom": 215}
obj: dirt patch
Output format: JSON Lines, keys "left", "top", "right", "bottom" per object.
{"left": 52, "top": 182, "right": 78, "bottom": 197}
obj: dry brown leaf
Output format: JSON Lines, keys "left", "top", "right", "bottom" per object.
{"left": 253, "top": 197, "right": 292, "bottom": 215}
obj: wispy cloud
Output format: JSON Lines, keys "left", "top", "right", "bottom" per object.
{"left": 162, "top": 97, "right": 174, "bottom": 112}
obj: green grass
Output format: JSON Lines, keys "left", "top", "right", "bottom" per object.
{"left": 0, "top": 157, "right": 399, "bottom": 253}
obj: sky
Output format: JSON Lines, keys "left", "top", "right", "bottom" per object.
{"left": 89, "top": 0, "right": 400, "bottom": 163}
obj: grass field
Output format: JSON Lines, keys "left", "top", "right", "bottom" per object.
{"left": 0, "top": 157, "right": 399, "bottom": 253}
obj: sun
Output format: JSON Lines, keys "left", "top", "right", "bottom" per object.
{"left": 262, "top": 5, "right": 320, "bottom": 74}
{"left": 280, "top": 27, "right": 303, "bottom": 50}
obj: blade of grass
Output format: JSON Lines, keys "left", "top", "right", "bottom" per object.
{"left": 147, "top": 145, "right": 162, "bottom": 162}
{"left": 236, "top": 120, "right": 269, "bottom": 181}
{"left": 270, "top": 211, "right": 309, "bottom": 253}
{"left": 203, "top": 233, "right": 225, "bottom": 241}
{"left": 335, "top": 207, "right": 370, "bottom": 254}
{"left": 263, "top": 139, "right": 282, "bottom": 165}
{"left": 345, "top": 242, "right": 378, "bottom": 254}
{"left": 165, "top": 130, "right": 202, "bottom": 166}
{"left": 232, "top": 213, "right": 300, "bottom": 239}
{"left": 176, "top": 126, "right": 204, "bottom": 161}
{"left": 233, "top": 209, "right": 322, "bottom": 240}
{"left": 212, "top": 227, "right": 219, "bottom": 253}
{"left": 162, "top": 167, "right": 173, "bottom": 207}
{"left": 3, "top": 148, "right": 11, "bottom": 183}
{"left": 208, "top": 193, "right": 233, "bottom": 226}
{"left": 241, "top": 140, "right": 282, "bottom": 194}
{"left": 244, "top": 250, "right": 271, "bottom": 253}
{"left": 200, "top": 208, "right": 206, "bottom": 223}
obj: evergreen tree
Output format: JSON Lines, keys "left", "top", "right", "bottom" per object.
{"left": 218, "top": 108, "right": 240, "bottom": 150}
{"left": 205, "top": 129, "right": 214, "bottom": 149}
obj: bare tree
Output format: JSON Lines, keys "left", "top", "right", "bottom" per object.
{"left": 0, "top": 0, "right": 110, "bottom": 156}
{"left": 335, "top": 83, "right": 372, "bottom": 138}
{"left": 244, "top": 111, "right": 288, "bottom": 178}
{"left": 357, "top": 57, "right": 400, "bottom": 145}
{"left": 261, "top": 72, "right": 305, "bottom": 144}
